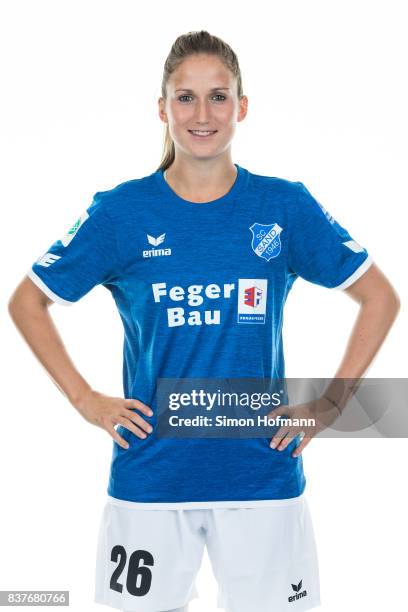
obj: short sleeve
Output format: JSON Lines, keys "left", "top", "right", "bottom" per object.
{"left": 27, "top": 192, "right": 120, "bottom": 305}
{"left": 287, "top": 182, "right": 373, "bottom": 289}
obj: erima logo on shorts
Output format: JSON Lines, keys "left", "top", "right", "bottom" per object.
{"left": 288, "top": 578, "right": 308, "bottom": 603}
{"left": 61, "top": 210, "right": 89, "bottom": 246}
{"left": 143, "top": 233, "right": 172, "bottom": 258}
{"left": 249, "top": 222, "right": 282, "bottom": 261}
{"left": 151, "top": 278, "right": 268, "bottom": 327}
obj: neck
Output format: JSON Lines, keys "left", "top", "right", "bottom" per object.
{"left": 162, "top": 160, "right": 237, "bottom": 203}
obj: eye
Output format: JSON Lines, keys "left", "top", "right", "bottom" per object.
{"left": 177, "top": 94, "right": 227, "bottom": 102}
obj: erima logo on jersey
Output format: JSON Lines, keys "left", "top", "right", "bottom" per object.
{"left": 147, "top": 233, "right": 165, "bottom": 246}
{"left": 342, "top": 239, "right": 364, "bottom": 253}
{"left": 151, "top": 279, "right": 268, "bottom": 327}
{"left": 36, "top": 252, "right": 61, "bottom": 267}
{"left": 250, "top": 223, "right": 282, "bottom": 261}
{"left": 288, "top": 579, "right": 308, "bottom": 603}
{"left": 143, "top": 233, "right": 172, "bottom": 258}
{"left": 61, "top": 210, "right": 89, "bottom": 246}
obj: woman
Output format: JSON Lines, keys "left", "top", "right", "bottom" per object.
{"left": 8, "top": 30, "right": 400, "bottom": 612}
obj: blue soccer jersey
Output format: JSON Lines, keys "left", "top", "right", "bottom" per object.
{"left": 28, "top": 164, "right": 373, "bottom": 507}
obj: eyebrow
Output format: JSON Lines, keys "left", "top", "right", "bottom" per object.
{"left": 175, "top": 87, "right": 230, "bottom": 93}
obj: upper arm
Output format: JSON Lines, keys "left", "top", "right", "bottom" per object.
{"left": 9, "top": 275, "right": 55, "bottom": 311}
{"left": 343, "top": 262, "right": 401, "bottom": 307}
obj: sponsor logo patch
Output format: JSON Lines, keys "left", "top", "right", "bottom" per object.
{"left": 61, "top": 211, "right": 89, "bottom": 246}
{"left": 237, "top": 278, "right": 268, "bottom": 324}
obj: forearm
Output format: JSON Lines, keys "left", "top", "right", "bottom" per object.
{"left": 323, "top": 292, "right": 400, "bottom": 410}
{"left": 8, "top": 300, "right": 92, "bottom": 409}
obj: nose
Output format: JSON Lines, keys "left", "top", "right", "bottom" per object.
{"left": 195, "top": 98, "right": 211, "bottom": 124}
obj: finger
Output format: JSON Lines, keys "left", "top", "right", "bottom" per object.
{"left": 107, "top": 425, "right": 130, "bottom": 449}
{"left": 131, "top": 413, "right": 154, "bottom": 434}
{"left": 124, "top": 398, "right": 153, "bottom": 416}
{"left": 270, "top": 426, "right": 290, "bottom": 448}
{"left": 116, "top": 417, "right": 150, "bottom": 439}
{"left": 292, "top": 436, "right": 312, "bottom": 457}
{"left": 276, "top": 430, "right": 299, "bottom": 451}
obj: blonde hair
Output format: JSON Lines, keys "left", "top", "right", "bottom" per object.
{"left": 157, "top": 30, "right": 244, "bottom": 172}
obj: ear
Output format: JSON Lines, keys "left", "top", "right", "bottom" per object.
{"left": 158, "top": 97, "right": 167, "bottom": 123}
{"left": 237, "top": 95, "right": 248, "bottom": 122}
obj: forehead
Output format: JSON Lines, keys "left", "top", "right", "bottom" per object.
{"left": 169, "top": 54, "right": 232, "bottom": 89}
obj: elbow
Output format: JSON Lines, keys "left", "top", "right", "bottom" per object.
{"left": 373, "top": 285, "right": 401, "bottom": 326}
{"left": 7, "top": 294, "right": 27, "bottom": 325}
{"left": 385, "top": 283, "right": 401, "bottom": 315}
{"left": 393, "top": 288, "right": 401, "bottom": 310}
{"left": 7, "top": 290, "right": 20, "bottom": 320}
{"left": 7, "top": 284, "right": 27, "bottom": 315}
{"left": 384, "top": 289, "right": 401, "bottom": 339}
{"left": 390, "top": 288, "right": 401, "bottom": 320}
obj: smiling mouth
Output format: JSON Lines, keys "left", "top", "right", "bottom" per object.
{"left": 188, "top": 130, "right": 218, "bottom": 137}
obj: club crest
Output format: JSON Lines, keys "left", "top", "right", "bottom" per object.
{"left": 249, "top": 222, "right": 283, "bottom": 261}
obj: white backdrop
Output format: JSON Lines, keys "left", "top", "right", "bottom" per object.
{"left": 1, "top": 1, "right": 407, "bottom": 611}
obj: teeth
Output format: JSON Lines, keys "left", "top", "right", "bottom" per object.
{"left": 190, "top": 130, "right": 215, "bottom": 135}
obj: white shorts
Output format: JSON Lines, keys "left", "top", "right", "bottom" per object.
{"left": 94, "top": 493, "right": 321, "bottom": 612}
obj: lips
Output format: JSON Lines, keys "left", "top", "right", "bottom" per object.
{"left": 188, "top": 130, "right": 218, "bottom": 138}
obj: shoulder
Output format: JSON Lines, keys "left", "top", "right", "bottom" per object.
{"left": 247, "top": 169, "right": 304, "bottom": 200}
{"left": 245, "top": 170, "right": 325, "bottom": 225}
{"left": 87, "top": 172, "right": 157, "bottom": 220}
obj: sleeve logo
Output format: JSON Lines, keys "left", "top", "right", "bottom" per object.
{"left": 61, "top": 210, "right": 90, "bottom": 246}
{"left": 36, "top": 252, "right": 61, "bottom": 267}
{"left": 249, "top": 222, "right": 283, "bottom": 261}
{"left": 342, "top": 239, "right": 365, "bottom": 253}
